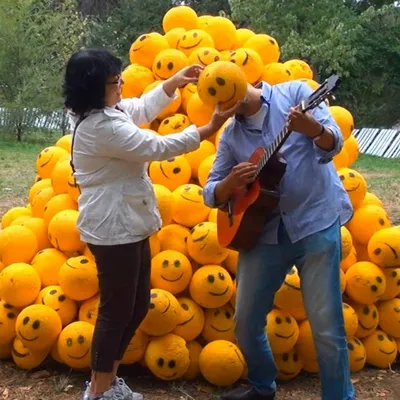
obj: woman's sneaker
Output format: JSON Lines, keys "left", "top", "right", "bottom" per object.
{"left": 113, "top": 377, "right": 143, "bottom": 400}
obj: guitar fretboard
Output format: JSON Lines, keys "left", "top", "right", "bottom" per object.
{"left": 255, "top": 125, "right": 291, "bottom": 176}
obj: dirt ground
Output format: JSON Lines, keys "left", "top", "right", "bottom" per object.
{"left": 0, "top": 359, "right": 400, "bottom": 400}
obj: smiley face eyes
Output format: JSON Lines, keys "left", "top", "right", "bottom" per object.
{"left": 181, "top": 303, "right": 189, "bottom": 311}
{"left": 156, "top": 358, "right": 176, "bottom": 368}
{"left": 207, "top": 274, "right": 215, "bottom": 283}
{"left": 347, "top": 342, "right": 354, "bottom": 351}
{"left": 67, "top": 338, "right": 73, "bottom": 346}
{"left": 193, "top": 32, "right": 198, "bottom": 38}
{"left": 218, "top": 272, "right": 225, "bottom": 280}
{"left": 49, "top": 290, "right": 57, "bottom": 295}
{"left": 59, "top": 295, "right": 66, "bottom": 302}
{"left": 288, "top": 268, "right": 296, "bottom": 275}
{"left": 378, "top": 334, "right": 385, "bottom": 341}
{"left": 349, "top": 172, "right": 355, "bottom": 178}
{"left": 198, "top": 189, "right": 203, "bottom": 196}
{"left": 32, "top": 320, "right": 40, "bottom": 330}
{"left": 172, "top": 167, "right": 181, "bottom": 174}
{"left": 167, "top": 62, "right": 173, "bottom": 70}
{"left": 151, "top": 293, "right": 158, "bottom": 299}
{"left": 81, "top": 258, "right": 89, "bottom": 264}
{"left": 363, "top": 306, "right": 370, "bottom": 315}
{"left": 216, "top": 77, "right": 225, "bottom": 86}
{"left": 23, "top": 317, "right": 29, "bottom": 325}
{"left": 139, "top": 35, "right": 146, "bottom": 42}
{"left": 78, "top": 335, "right": 85, "bottom": 344}
{"left": 7, "top": 312, "right": 16, "bottom": 319}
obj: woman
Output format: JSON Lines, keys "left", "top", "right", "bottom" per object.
{"left": 63, "top": 48, "right": 235, "bottom": 400}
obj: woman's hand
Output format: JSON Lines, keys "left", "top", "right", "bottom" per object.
{"left": 163, "top": 65, "right": 204, "bottom": 96}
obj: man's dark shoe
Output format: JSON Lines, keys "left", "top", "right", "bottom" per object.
{"left": 220, "top": 386, "right": 276, "bottom": 400}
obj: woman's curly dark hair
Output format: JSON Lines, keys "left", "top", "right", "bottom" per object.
{"left": 63, "top": 48, "right": 122, "bottom": 115}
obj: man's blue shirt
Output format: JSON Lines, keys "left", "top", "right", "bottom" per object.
{"left": 203, "top": 80, "right": 353, "bottom": 244}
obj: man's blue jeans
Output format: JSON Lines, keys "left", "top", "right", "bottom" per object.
{"left": 234, "top": 219, "right": 355, "bottom": 400}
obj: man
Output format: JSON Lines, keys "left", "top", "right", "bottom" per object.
{"left": 203, "top": 79, "right": 355, "bottom": 400}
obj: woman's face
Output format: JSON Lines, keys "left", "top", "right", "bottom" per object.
{"left": 105, "top": 74, "right": 124, "bottom": 107}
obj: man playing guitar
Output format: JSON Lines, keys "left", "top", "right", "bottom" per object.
{"left": 203, "top": 79, "right": 355, "bottom": 400}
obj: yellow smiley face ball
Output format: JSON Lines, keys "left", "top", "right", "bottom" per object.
{"left": 197, "top": 61, "right": 248, "bottom": 111}
{"left": 177, "top": 29, "right": 215, "bottom": 57}
{"left": 145, "top": 333, "right": 190, "bottom": 380}
{"left": 150, "top": 250, "right": 193, "bottom": 294}
{"left": 188, "top": 47, "right": 221, "bottom": 67}
{"left": 172, "top": 184, "right": 210, "bottom": 228}
{"left": 152, "top": 49, "right": 188, "bottom": 80}
{"left": 173, "top": 297, "right": 205, "bottom": 342}
{"left": 16, "top": 304, "right": 62, "bottom": 351}
{"left": 157, "top": 224, "right": 190, "bottom": 256}
{"left": 362, "top": 330, "right": 397, "bottom": 369}
{"left": 57, "top": 321, "right": 94, "bottom": 369}
{"left": 368, "top": 227, "right": 400, "bottom": 269}
{"left": 158, "top": 114, "right": 191, "bottom": 136}
{"left": 189, "top": 265, "right": 233, "bottom": 308}
{"left": 121, "top": 64, "right": 154, "bottom": 99}
{"left": 162, "top": 6, "right": 198, "bottom": 33}
{"left": 0, "top": 300, "right": 20, "bottom": 345}
{"left": 274, "top": 348, "right": 303, "bottom": 381}
{"left": 78, "top": 294, "right": 100, "bottom": 326}
{"left": 121, "top": 329, "right": 149, "bottom": 365}
{"left": 202, "top": 16, "right": 237, "bottom": 51}
{"left": 12, "top": 337, "right": 49, "bottom": 370}
{"left": 202, "top": 304, "right": 236, "bottom": 344}
{"left": 31, "top": 248, "right": 68, "bottom": 287}
{"left": 244, "top": 34, "right": 280, "bottom": 65}
{"left": 36, "top": 146, "right": 69, "bottom": 179}
{"left": 229, "top": 48, "right": 264, "bottom": 84}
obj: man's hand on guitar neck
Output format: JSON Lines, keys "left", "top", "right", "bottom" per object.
{"left": 214, "top": 162, "right": 257, "bottom": 206}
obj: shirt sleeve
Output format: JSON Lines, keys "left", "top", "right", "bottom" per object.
{"left": 294, "top": 81, "right": 343, "bottom": 164}
{"left": 203, "top": 131, "right": 237, "bottom": 208}
{"left": 118, "top": 83, "right": 176, "bottom": 126}
{"left": 95, "top": 117, "right": 200, "bottom": 163}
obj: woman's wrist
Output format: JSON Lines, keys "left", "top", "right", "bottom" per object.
{"left": 161, "top": 76, "right": 179, "bottom": 98}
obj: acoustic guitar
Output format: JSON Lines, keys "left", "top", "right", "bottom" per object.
{"left": 217, "top": 74, "right": 341, "bottom": 252}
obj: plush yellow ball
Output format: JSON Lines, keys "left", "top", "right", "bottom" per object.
{"left": 368, "top": 227, "right": 400, "bottom": 269}
{"left": 121, "top": 329, "right": 149, "bottom": 365}
{"left": 0, "top": 225, "right": 38, "bottom": 267}
{"left": 158, "top": 113, "right": 191, "bottom": 135}
{"left": 51, "top": 159, "right": 73, "bottom": 195}
{"left": 16, "top": 304, "right": 62, "bottom": 351}
{"left": 202, "top": 16, "right": 236, "bottom": 51}
{"left": 181, "top": 83, "right": 197, "bottom": 113}
{"left": 189, "top": 265, "right": 233, "bottom": 308}
{"left": 145, "top": 333, "right": 190, "bottom": 380}
{"left": 295, "top": 319, "right": 318, "bottom": 373}
{"left": 13, "top": 217, "right": 50, "bottom": 252}
{"left": 347, "top": 337, "right": 366, "bottom": 373}
{"left": 1, "top": 206, "right": 32, "bottom": 229}
{"left": 56, "top": 134, "right": 72, "bottom": 153}
{"left": 188, "top": 47, "right": 221, "bottom": 67}
{"left": 144, "top": 80, "right": 182, "bottom": 120}
{"left": 353, "top": 240, "right": 372, "bottom": 262}
{"left": 187, "top": 221, "right": 229, "bottom": 265}
{"left": 151, "top": 250, "right": 193, "bottom": 294}
{"left": 186, "top": 92, "right": 214, "bottom": 126}
{"left": 183, "top": 340, "right": 203, "bottom": 380}
{"left": 171, "top": 184, "right": 210, "bottom": 228}
{"left": 348, "top": 204, "right": 391, "bottom": 245}
{"left": 35, "top": 285, "right": 78, "bottom": 327}
{"left": 380, "top": 268, "right": 400, "bottom": 301}
{"left": 152, "top": 49, "right": 188, "bottom": 80}
{"left": 48, "top": 209, "right": 85, "bottom": 253}
{"left": 12, "top": 337, "right": 48, "bottom": 370}
{"left": 199, "top": 340, "right": 245, "bottom": 386}
{"left": 150, "top": 233, "right": 161, "bottom": 258}
{"left": 274, "top": 266, "right": 307, "bottom": 322}
{"left": 337, "top": 168, "right": 367, "bottom": 209}
{"left": 0, "top": 342, "right": 12, "bottom": 360}
{"left": 223, "top": 249, "right": 239, "bottom": 275}
{"left": 29, "top": 178, "right": 52, "bottom": 205}
{"left": 57, "top": 321, "right": 94, "bottom": 369}
{"left": 377, "top": 298, "right": 400, "bottom": 338}
{"left": 129, "top": 32, "right": 169, "bottom": 69}
{"left": 229, "top": 48, "right": 264, "bottom": 84}
{"left": 362, "top": 330, "right": 397, "bottom": 369}
{"left": 184, "top": 140, "right": 216, "bottom": 178}
{"left": 340, "top": 226, "right": 353, "bottom": 260}
{"left": 162, "top": 5, "right": 198, "bottom": 33}
{"left": 164, "top": 27, "right": 186, "bottom": 48}
{"left": 343, "top": 135, "right": 359, "bottom": 166}
{"left": 283, "top": 59, "right": 313, "bottom": 80}
{"left": 342, "top": 303, "right": 358, "bottom": 338}
{"left": 345, "top": 261, "right": 386, "bottom": 304}
{"left": 198, "top": 154, "right": 216, "bottom": 187}
{"left": 31, "top": 186, "right": 56, "bottom": 218}
{"left": 157, "top": 224, "right": 190, "bottom": 256}
{"left": 360, "top": 191, "right": 383, "bottom": 209}
{"left": 266, "top": 309, "right": 299, "bottom": 354}
{"left": 36, "top": 146, "right": 69, "bottom": 179}
{"left": 329, "top": 106, "right": 354, "bottom": 140}
{"left": 177, "top": 29, "right": 215, "bottom": 57}
{"left": 121, "top": 64, "right": 154, "bottom": 98}
{"left": 0, "top": 263, "right": 41, "bottom": 308}
{"left": 197, "top": 61, "right": 248, "bottom": 111}
{"left": 349, "top": 302, "right": 379, "bottom": 339}
{"left": 0, "top": 300, "right": 20, "bottom": 345}
{"left": 140, "top": 289, "right": 181, "bottom": 336}
{"left": 149, "top": 156, "right": 191, "bottom": 192}
{"left": 59, "top": 256, "right": 98, "bottom": 301}
{"left": 333, "top": 148, "right": 350, "bottom": 170}
{"left": 31, "top": 248, "right": 67, "bottom": 287}
{"left": 244, "top": 34, "right": 280, "bottom": 65}
{"left": 173, "top": 297, "right": 205, "bottom": 342}
{"left": 43, "top": 193, "right": 78, "bottom": 226}
{"left": 234, "top": 28, "right": 255, "bottom": 49}
{"left": 202, "top": 304, "right": 236, "bottom": 343}
{"left": 10, "top": 215, "right": 31, "bottom": 226}
{"left": 153, "top": 184, "right": 174, "bottom": 227}
{"left": 78, "top": 294, "right": 100, "bottom": 327}
{"left": 273, "top": 348, "right": 303, "bottom": 381}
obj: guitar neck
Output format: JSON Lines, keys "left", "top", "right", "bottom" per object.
{"left": 256, "top": 126, "right": 292, "bottom": 175}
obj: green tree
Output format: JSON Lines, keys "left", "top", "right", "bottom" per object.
{"left": 87, "top": 0, "right": 172, "bottom": 64}
{"left": 184, "top": 0, "right": 231, "bottom": 16}
{"left": 0, "top": 0, "right": 89, "bottom": 139}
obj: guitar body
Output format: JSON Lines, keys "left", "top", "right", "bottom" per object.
{"left": 217, "top": 148, "right": 287, "bottom": 251}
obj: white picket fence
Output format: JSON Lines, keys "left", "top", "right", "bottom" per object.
{"left": 353, "top": 128, "right": 400, "bottom": 158}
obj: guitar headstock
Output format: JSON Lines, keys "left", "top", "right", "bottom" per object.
{"left": 301, "top": 74, "right": 341, "bottom": 112}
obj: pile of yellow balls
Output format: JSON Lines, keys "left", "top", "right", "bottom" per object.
{"left": 1, "top": 4, "right": 400, "bottom": 388}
